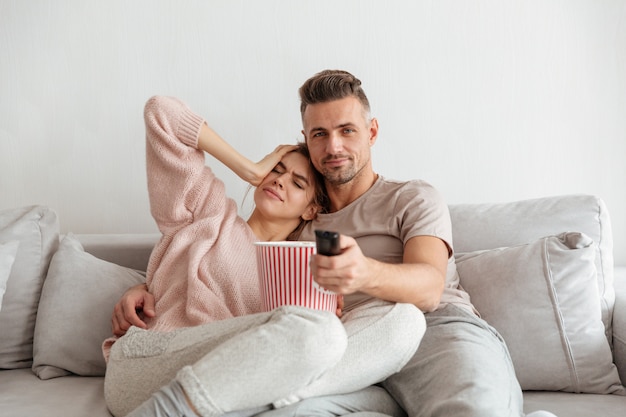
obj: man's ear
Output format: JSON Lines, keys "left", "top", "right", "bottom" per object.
{"left": 369, "top": 117, "right": 379, "bottom": 146}
{"left": 301, "top": 203, "right": 320, "bottom": 221}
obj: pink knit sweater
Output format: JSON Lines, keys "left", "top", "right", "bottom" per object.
{"left": 139, "top": 96, "right": 262, "bottom": 331}
{"left": 102, "top": 96, "right": 263, "bottom": 361}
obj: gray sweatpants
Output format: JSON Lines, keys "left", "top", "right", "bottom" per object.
{"left": 105, "top": 299, "right": 424, "bottom": 417}
{"left": 250, "top": 385, "right": 407, "bottom": 417}
{"left": 383, "top": 304, "right": 524, "bottom": 417}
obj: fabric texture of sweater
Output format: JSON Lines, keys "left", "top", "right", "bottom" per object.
{"left": 142, "top": 95, "right": 262, "bottom": 332}
{"left": 103, "top": 95, "right": 263, "bottom": 364}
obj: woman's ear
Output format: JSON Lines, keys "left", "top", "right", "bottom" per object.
{"left": 301, "top": 203, "right": 320, "bottom": 221}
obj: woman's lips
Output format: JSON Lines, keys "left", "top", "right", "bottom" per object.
{"left": 263, "top": 187, "right": 283, "bottom": 201}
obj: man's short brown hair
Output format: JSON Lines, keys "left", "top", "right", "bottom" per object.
{"left": 299, "top": 70, "right": 371, "bottom": 119}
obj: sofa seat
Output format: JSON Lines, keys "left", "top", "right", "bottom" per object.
{"left": 523, "top": 391, "right": 626, "bottom": 417}
{"left": 2, "top": 368, "right": 625, "bottom": 417}
{"left": 1, "top": 196, "right": 625, "bottom": 416}
{"left": 0, "top": 368, "right": 110, "bottom": 417}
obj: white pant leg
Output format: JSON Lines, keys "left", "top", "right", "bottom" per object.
{"left": 177, "top": 306, "right": 346, "bottom": 416}
{"left": 105, "top": 306, "right": 346, "bottom": 417}
{"left": 284, "top": 299, "right": 425, "bottom": 403}
{"left": 106, "top": 315, "right": 279, "bottom": 417}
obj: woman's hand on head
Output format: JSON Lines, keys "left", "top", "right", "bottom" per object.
{"left": 197, "top": 123, "right": 298, "bottom": 187}
{"left": 248, "top": 144, "right": 299, "bottom": 186}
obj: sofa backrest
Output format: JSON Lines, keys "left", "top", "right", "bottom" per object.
{"left": 77, "top": 233, "right": 159, "bottom": 271}
{"left": 449, "top": 194, "right": 615, "bottom": 342}
{"left": 77, "top": 194, "right": 616, "bottom": 341}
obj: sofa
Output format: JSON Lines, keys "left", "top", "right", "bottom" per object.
{"left": 0, "top": 194, "right": 625, "bottom": 417}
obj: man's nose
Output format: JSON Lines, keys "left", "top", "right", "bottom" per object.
{"left": 326, "top": 132, "right": 343, "bottom": 154}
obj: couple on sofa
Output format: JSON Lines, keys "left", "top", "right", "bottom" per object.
{"left": 105, "top": 69, "right": 551, "bottom": 417}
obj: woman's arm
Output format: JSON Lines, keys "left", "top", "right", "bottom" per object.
{"left": 197, "top": 123, "right": 296, "bottom": 186}
{"left": 144, "top": 95, "right": 295, "bottom": 228}
{"left": 111, "top": 283, "right": 155, "bottom": 336}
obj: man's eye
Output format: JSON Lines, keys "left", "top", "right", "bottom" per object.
{"left": 344, "top": 128, "right": 355, "bottom": 134}
{"left": 313, "top": 132, "right": 326, "bottom": 137}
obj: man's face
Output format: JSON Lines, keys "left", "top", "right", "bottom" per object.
{"left": 302, "top": 97, "right": 378, "bottom": 186}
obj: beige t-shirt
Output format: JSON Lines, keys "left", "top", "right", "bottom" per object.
{"left": 300, "top": 176, "right": 475, "bottom": 314}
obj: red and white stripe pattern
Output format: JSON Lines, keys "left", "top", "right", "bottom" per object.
{"left": 255, "top": 241, "right": 337, "bottom": 313}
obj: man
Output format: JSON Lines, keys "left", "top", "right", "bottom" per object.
{"left": 296, "top": 70, "right": 526, "bottom": 417}
{"left": 113, "top": 70, "right": 554, "bottom": 417}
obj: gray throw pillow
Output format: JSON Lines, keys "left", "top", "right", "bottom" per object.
{"left": 32, "top": 233, "right": 145, "bottom": 379}
{"left": 456, "top": 232, "right": 625, "bottom": 395}
{"left": 0, "top": 240, "right": 20, "bottom": 311}
{"left": 0, "top": 206, "right": 59, "bottom": 369}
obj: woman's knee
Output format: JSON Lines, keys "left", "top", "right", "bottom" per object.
{"left": 395, "top": 303, "right": 426, "bottom": 339}
{"left": 367, "top": 302, "right": 425, "bottom": 370}
{"left": 274, "top": 306, "right": 347, "bottom": 365}
{"left": 379, "top": 303, "right": 426, "bottom": 351}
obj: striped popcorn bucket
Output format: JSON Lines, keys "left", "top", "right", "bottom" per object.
{"left": 254, "top": 241, "right": 338, "bottom": 313}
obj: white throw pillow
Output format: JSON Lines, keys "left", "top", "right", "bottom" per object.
{"left": 456, "top": 232, "right": 625, "bottom": 394}
{"left": 0, "top": 206, "right": 59, "bottom": 369}
{"left": 32, "top": 233, "right": 145, "bottom": 379}
{"left": 0, "top": 240, "right": 20, "bottom": 311}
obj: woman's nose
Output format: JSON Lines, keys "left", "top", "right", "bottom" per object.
{"left": 273, "top": 177, "right": 284, "bottom": 189}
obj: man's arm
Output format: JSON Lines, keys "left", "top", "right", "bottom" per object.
{"left": 310, "top": 234, "right": 448, "bottom": 312}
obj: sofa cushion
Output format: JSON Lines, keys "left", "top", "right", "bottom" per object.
{"left": 449, "top": 195, "right": 615, "bottom": 344}
{"left": 0, "top": 240, "right": 20, "bottom": 311}
{"left": 32, "top": 233, "right": 145, "bottom": 379}
{"left": 614, "top": 267, "right": 626, "bottom": 388}
{"left": 0, "top": 206, "right": 59, "bottom": 369}
{"left": 456, "top": 232, "right": 625, "bottom": 394}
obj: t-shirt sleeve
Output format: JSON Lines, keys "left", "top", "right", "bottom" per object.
{"left": 396, "top": 181, "right": 454, "bottom": 257}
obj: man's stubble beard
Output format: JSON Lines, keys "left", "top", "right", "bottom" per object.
{"left": 321, "top": 157, "right": 369, "bottom": 187}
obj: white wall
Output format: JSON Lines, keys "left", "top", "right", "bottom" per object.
{"left": 1, "top": 0, "right": 625, "bottom": 264}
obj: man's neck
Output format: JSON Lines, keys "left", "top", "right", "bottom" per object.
{"left": 327, "top": 170, "right": 378, "bottom": 212}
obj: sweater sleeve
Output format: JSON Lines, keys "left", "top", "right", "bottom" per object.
{"left": 143, "top": 95, "right": 216, "bottom": 234}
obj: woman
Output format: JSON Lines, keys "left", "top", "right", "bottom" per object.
{"left": 104, "top": 96, "right": 425, "bottom": 417}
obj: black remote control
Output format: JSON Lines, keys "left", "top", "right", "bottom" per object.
{"left": 315, "top": 230, "right": 341, "bottom": 256}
